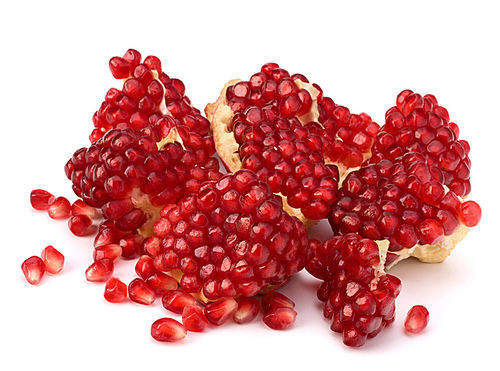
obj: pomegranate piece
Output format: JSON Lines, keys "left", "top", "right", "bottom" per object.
{"left": 404, "top": 305, "right": 430, "bottom": 334}
{"left": 40, "top": 245, "right": 64, "bottom": 274}
{"left": 161, "top": 290, "right": 196, "bottom": 314}
{"left": 182, "top": 305, "right": 208, "bottom": 332}
{"left": 71, "top": 199, "right": 98, "bottom": 218}
{"left": 233, "top": 296, "right": 260, "bottom": 324}
{"left": 104, "top": 277, "right": 128, "bottom": 303}
{"left": 307, "top": 233, "right": 402, "bottom": 347}
{"left": 204, "top": 297, "right": 238, "bottom": 326}
{"left": 151, "top": 318, "right": 187, "bottom": 342}
{"left": 263, "top": 307, "right": 297, "bottom": 330}
{"left": 30, "top": 189, "right": 55, "bottom": 210}
{"left": 68, "top": 214, "right": 93, "bottom": 236}
{"left": 85, "top": 258, "right": 114, "bottom": 282}
{"left": 21, "top": 256, "right": 46, "bottom": 285}
{"left": 47, "top": 196, "right": 71, "bottom": 219}
{"left": 151, "top": 169, "right": 310, "bottom": 302}
{"left": 128, "top": 278, "right": 155, "bottom": 305}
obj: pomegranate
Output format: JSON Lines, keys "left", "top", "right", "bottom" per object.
{"left": 149, "top": 169, "right": 311, "bottom": 303}
{"left": 404, "top": 305, "right": 430, "bottom": 334}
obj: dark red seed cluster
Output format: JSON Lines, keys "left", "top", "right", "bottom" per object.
{"left": 65, "top": 126, "right": 221, "bottom": 234}
{"left": 369, "top": 89, "right": 472, "bottom": 197}
{"left": 223, "top": 62, "right": 379, "bottom": 170}
{"left": 309, "top": 233, "right": 402, "bottom": 347}
{"left": 148, "top": 169, "right": 310, "bottom": 301}
{"left": 328, "top": 152, "right": 468, "bottom": 264}
{"left": 231, "top": 107, "right": 339, "bottom": 220}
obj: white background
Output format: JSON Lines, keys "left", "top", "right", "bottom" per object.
{"left": 1, "top": 1, "right": 498, "bottom": 369}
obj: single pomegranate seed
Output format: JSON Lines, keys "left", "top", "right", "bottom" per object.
{"left": 151, "top": 318, "right": 187, "bottom": 342}
{"left": 404, "top": 305, "right": 430, "bottom": 334}
{"left": 104, "top": 277, "right": 128, "bottom": 303}
{"left": 146, "top": 272, "right": 178, "bottom": 295}
{"left": 233, "top": 296, "right": 260, "bottom": 324}
{"left": 40, "top": 245, "right": 64, "bottom": 274}
{"left": 85, "top": 258, "right": 114, "bottom": 282}
{"left": 93, "top": 243, "right": 122, "bottom": 261}
{"left": 68, "top": 214, "right": 93, "bottom": 236}
{"left": 263, "top": 307, "right": 297, "bottom": 330}
{"left": 30, "top": 189, "right": 55, "bottom": 210}
{"left": 109, "top": 56, "right": 131, "bottom": 79}
{"left": 71, "top": 199, "right": 98, "bottom": 218}
{"left": 128, "top": 278, "right": 155, "bottom": 305}
{"left": 161, "top": 290, "right": 196, "bottom": 314}
{"left": 135, "top": 255, "right": 156, "bottom": 280}
{"left": 204, "top": 298, "right": 238, "bottom": 326}
{"left": 47, "top": 197, "right": 71, "bottom": 219}
{"left": 21, "top": 256, "right": 46, "bottom": 285}
{"left": 182, "top": 305, "right": 208, "bottom": 332}
{"left": 459, "top": 200, "right": 481, "bottom": 227}
{"left": 261, "top": 291, "right": 295, "bottom": 313}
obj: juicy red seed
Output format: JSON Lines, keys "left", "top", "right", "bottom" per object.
{"left": 68, "top": 214, "right": 93, "bottom": 236}
{"left": 93, "top": 243, "right": 122, "bottom": 261}
{"left": 182, "top": 305, "right": 208, "bottom": 332}
{"left": 404, "top": 305, "right": 430, "bottom": 334}
{"left": 104, "top": 277, "right": 128, "bottom": 303}
{"left": 459, "top": 200, "right": 481, "bottom": 227}
{"left": 262, "top": 307, "right": 297, "bottom": 330}
{"left": 146, "top": 272, "right": 178, "bottom": 295}
{"left": 40, "top": 245, "right": 64, "bottom": 274}
{"left": 85, "top": 258, "right": 114, "bottom": 282}
{"left": 48, "top": 197, "right": 72, "bottom": 219}
{"left": 109, "top": 56, "right": 131, "bottom": 79}
{"left": 21, "top": 256, "right": 46, "bottom": 285}
{"left": 71, "top": 199, "right": 98, "bottom": 218}
{"left": 135, "top": 255, "right": 156, "bottom": 280}
{"left": 418, "top": 219, "right": 444, "bottom": 245}
{"left": 233, "top": 296, "right": 260, "bottom": 324}
{"left": 151, "top": 318, "right": 187, "bottom": 342}
{"left": 128, "top": 278, "right": 156, "bottom": 305}
{"left": 161, "top": 290, "right": 196, "bottom": 314}
{"left": 204, "top": 298, "right": 238, "bottom": 326}
{"left": 261, "top": 291, "right": 295, "bottom": 313}
{"left": 30, "top": 189, "right": 56, "bottom": 210}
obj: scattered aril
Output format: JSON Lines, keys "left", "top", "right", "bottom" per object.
{"left": 30, "top": 189, "right": 56, "bottom": 210}
{"left": 93, "top": 243, "right": 122, "bottom": 262}
{"left": 21, "top": 256, "right": 46, "bottom": 285}
{"left": 85, "top": 258, "right": 114, "bottom": 282}
{"left": 47, "top": 196, "right": 72, "bottom": 219}
{"left": 233, "top": 296, "right": 260, "bottom": 324}
{"left": 161, "top": 290, "right": 196, "bottom": 314}
{"left": 204, "top": 298, "right": 238, "bottom": 326}
{"left": 151, "top": 318, "right": 187, "bottom": 342}
{"left": 71, "top": 199, "right": 98, "bottom": 218}
{"left": 404, "top": 305, "right": 430, "bottom": 334}
{"left": 182, "top": 305, "right": 208, "bottom": 332}
{"left": 146, "top": 272, "right": 178, "bottom": 295}
{"left": 104, "top": 277, "right": 128, "bottom": 303}
{"left": 41, "top": 245, "right": 65, "bottom": 274}
{"left": 128, "top": 278, "right": 156, "bottom": 305}
{"left": 68, "top": 214, "right": 93, "bottom": 236}
{"left": 263, "top": 307, "right": 298, "bottom": 330}
{"left": 262, "top": 291, "right": 295, "bottom": 313}
{"left": 135, "top": 255, "right": 156, "bottom": 280}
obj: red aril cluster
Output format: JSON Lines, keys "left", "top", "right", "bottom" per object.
{"left": 21, "top": 246, "right": 65, "bottom": 285}
{"left": 308, "top": 233, "right": 402, "bottom": 347}
{"left": 149, "top": 169, "right": 310, "bottom": 302}
{"left": 369, "top": 90, "right": 472, "bottom": 197}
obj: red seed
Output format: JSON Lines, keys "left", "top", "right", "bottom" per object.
{"left": 128, "top": 278, "right": 155, "bottom": 305}
{"left": 261, "top": 291, "right": 295, "bottom": 313}
{"left": 40, "top": 245, "right": 64, "bottom": 274}
{"left": 30, "top": 189, "right": 55, "bottom": 210}
{"left": 104, "top": 277, "right": 128, "bottom": 303}
{"left": 404, "top": 305, "right": 430, "bottom": 334}
{"left": 151, "top": 318, "right": 187, "bottom": 342}
{"left": 71, "top": 199, "right": 98, "bottom": 218}
{"left": 135, "top": 255, "right": 156, "bottom": 280}
{"left": 93, "top": 244, "right": 122, "bottom": 262}
{"left": 146, "top": 272, "right": 178, "bottom": 295}
{"left": 459, "top": 200, "right": 481, "bottom": 227}
{"left": 161, "top": 290, "right": 196, "bottom": 314}
{"left": 68, "top": 214, "right": 93, "bottom": 236}
{"left": 47, "top": 197, "right": 72, "bottom": 219}
{"left": 85, "top": 258, "right": 114, "bottom": 282}
{"left": 233, "top": 296, "right": 260, "bottom": 324}
{"left": 204, "top": 297, "right": 238, "bottom": 326}
{"left": 182, "top": 305, "right": 208, "bottom": 332}
{"left": 21, "top": 256, "right": 46, "bottom": 285}
{"left": 263, "top": 307, "right": 297, "bottom": 330}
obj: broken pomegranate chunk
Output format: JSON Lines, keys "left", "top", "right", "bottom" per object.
{"left": 21, "top": 256, "right": 46, "bottom": 285}
{"left": 151, "top": 318, "right": 187, "bottom": 342}
{"left": 40, "top": 245, "right": 64, "bottom": 274}
{"left": 404, "top": 305, "right": 430, "bottom": 334}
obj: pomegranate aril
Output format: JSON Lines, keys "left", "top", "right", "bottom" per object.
{"left": 404, "top": 305, "right": 430, "bottom": 334}
{"left": 151, "top": 318, "right": 187, "bottom": 342}
{"left": 30, "top": 189, "right": 55, "bottom": 210}
{"left": 204, "top": 297, "right": 238, "bottom": 326}
{"left": 109, "top": 56, "right": 131, "bottom": 79}
{"left": 104, "top": 277, "right": 128, "bottom": 303}
{"left": 40, "top": 245, "right": 64, "bottom": 274}
{"left": 261, "top": 291, "right": 295, "bottom": 313}
{"left": 47, "top": 197, "right": 71, "bottom": 219}
{"left": 93, "top": 243, "right": 122, "bottom": 261}
{"left": 182, "top": 305, "right": 208, "bottom": 332}
{"left": 71, "top": 199, "right": 98, "bottom": 218}
{"left": 21, "top": 256, "right": 46, "bottom": 285}
{"left": 85, "top": 258, "right": 114, "bottom": 282}
{"left": 161, "top": 290, "right": 196, "bottom": 314}
{"left": 68, "top": 214, "right": 93, "bottom": 236}
{"left": 233, "top": 296, "right": 260, "bottom": 324}
{"left": 135, "top": 255, "right": 156, "bottom": 280}
{"left": 146, "top": 272, "right": 178, "bottom": 295}
{"left": 459, "top": 200, "right": 481, "bottom": 227}
{"left": 263, "top": 307, "right": 297, "bottom": 330}
{"left": 128, "top": 278, "right": 155, "bottom": 305}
